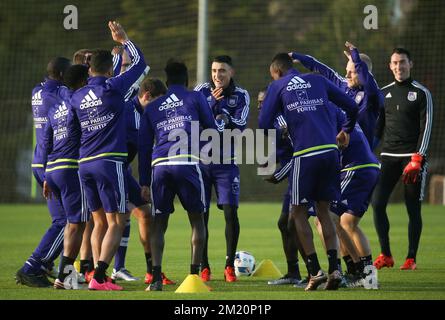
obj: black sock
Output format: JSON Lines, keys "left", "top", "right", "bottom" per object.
{"left": 299, "top": 252, "right": 311, "bottom": 278}
{"left": 337, "top": 258, "right": 343, "bottom": 273}
{"left": 360, "top": 255, "right": 372, "bottom": 272}
{"left": 343, "top": 255, "right": 355, "bottom": 274}
{"left": 190, "top": 264, "right": 200, "bottom": 275}
{"left": 354, "top": 261, "right": 363, "bottom": 274}
{"left": 88, "top": 257, "right": 94, "bottom": 272}
{"left": 306, "top": 253, "right": 321, "bottom": 276}
{"left": 145, "top": 252, "right": 152, "bottom": 273}
{"left": 223, "top": 206, "right": 240, "bottom": 268}
{"left": 58, "top": 256, "right": 75, "bottom": 282}
{"left": 93, "top": 261, "right": 109, "bottom": 283}
{"left": 327, "top": 250, "right": 338, "bottom": 274}
{"left": 152, "top": 266, "right": 162, "bottom": 282}
{"left": 287, "top": 260, "right": 301, "bottom": 278}
{"left": 202, "top": 210, "right": 210, "bottom": 268}
{"left": 80, "top": 259, "right": 90, "bottom": 275}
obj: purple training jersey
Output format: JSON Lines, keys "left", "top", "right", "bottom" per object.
{"left": 259, "top": 68, "right": 358, "bottom": 158}
{"left": 138, "top": 84, "right": 224, "bottom": 187}
{"left": 70, "top": 40, "right": 149, "bottom": 163}
{"left": 291, "top": 50, "right": 384, "bottom": 146}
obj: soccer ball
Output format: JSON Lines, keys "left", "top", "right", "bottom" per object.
{"left": 234, "top": 251, "right": 256, "bottom": 277}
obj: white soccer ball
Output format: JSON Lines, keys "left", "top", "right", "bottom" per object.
{"left": 234, "top": 251, "right": 256, "bottom": 277}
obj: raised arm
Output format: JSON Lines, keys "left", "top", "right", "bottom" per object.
{"left": 112, "top": 46, "right": 123, "bottom": 77}
{"left": 344, "top": 41, "right": 382, "bottom": 103}
{"left": 107, "top": 21, "right": 150, "bottom": 96}
{"left": 289, "top": 52, "right": 347, "bottom": 89}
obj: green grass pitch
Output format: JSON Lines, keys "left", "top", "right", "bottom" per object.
{"left": 0, "top": 203, "right": 444, "bottom": 300}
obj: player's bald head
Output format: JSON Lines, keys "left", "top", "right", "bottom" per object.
{"left": 359, "top": 53, "right": 373, "bottom": 72}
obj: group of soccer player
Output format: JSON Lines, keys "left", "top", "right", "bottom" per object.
{"left": 259, "top": 42, "right": 432, "bottom": 290}
{"left": 16, "top": 20, "right": 433, "bottom": 292}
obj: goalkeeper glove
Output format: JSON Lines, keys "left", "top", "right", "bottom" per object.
{"left": 402, "top": 153, "right": 423, "bottom": 184}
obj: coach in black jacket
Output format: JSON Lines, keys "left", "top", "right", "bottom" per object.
{"left": 372, "top": 48, "right": 433, "bottom": 271}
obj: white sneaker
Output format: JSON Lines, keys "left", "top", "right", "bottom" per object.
{"left": 111, "top": 268, "right": 140, "bottom": 281}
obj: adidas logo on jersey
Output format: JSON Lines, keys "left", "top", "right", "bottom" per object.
{"left": 53, "top": 102, "right": 69, "bottom": 119}
{"left": 286, "top": 76, "right": 311, "bottom": 91}
{"left": 32, "top": 90, "right": 43, "bottom": 106}
{"left": 385, "top": 92, "right": 392, "bottom": 98}
{"left": 159, "top": 93, "right": 183, "bottom": 111}
{"left": 80, "top": 90, "right": 102, "bottom": 109}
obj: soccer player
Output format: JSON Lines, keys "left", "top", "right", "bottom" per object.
{"left": 289, "top": 41, "right": 383, "bottom": 147}
{"left": 16, "top": 57, "right": 72, "bottom": 288}
{"left": 259, "top": 53, "right": 358, "bottom": 291}
{"left": 257, "top": 89, "right": 308, "bottom": 286}
{"left": 111, "top": 77, "right": 175, "bottom": 286}
{"left": 70, "top": 21, "right": 148, "bottom": 291}
{"left": 327, "top": 104, "right": 380, "bottom": 287}
{"left": 138, "top": 60, "right": 225, "bottom": 291}
{"left": 74, "top": 45, "right": 138, "bottom": 283}
{"left": 71, "top": 48, "right": 95, "bottom": 282}
{"left": 372, "top": 48, "right": 433, "bottom": 271}
{"left": 194, "top": 55, "right": 250, "bottom": 282}
{"left": 41, "top": 64, "right": 90, "bottom": 289}
{"left": 73, "top": 49, "right": 93, "bottom": 66}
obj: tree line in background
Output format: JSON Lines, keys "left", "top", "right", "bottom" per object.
{"left": 0, "top": 0, "right": 443, "bottom": 202}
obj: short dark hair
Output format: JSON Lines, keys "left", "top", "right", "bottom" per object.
{"left": 271, "top": 53, "right": 293, "bottom": 75}
{"left": 213, "top": 55, "right": 233, "bottom": 67}
{"left": 89, "top": 49, "right": 113, "bottom": 74}
{"left": 47, "top": 57, "right": 71, "bottom": 81}
{"left": 164, "top": 59, "right": 188, "bottom": 86}
{"left": 73, "top": 49, "right": 93, "bottom": 65}
{"left": 139, "top": 77, "right": 167, "bottom": 98}
{"left": 63, "top": 65, "right": 89, "bottom": 90}
{"left": 392, "top": 47, "right": 411, "bottom": 61}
